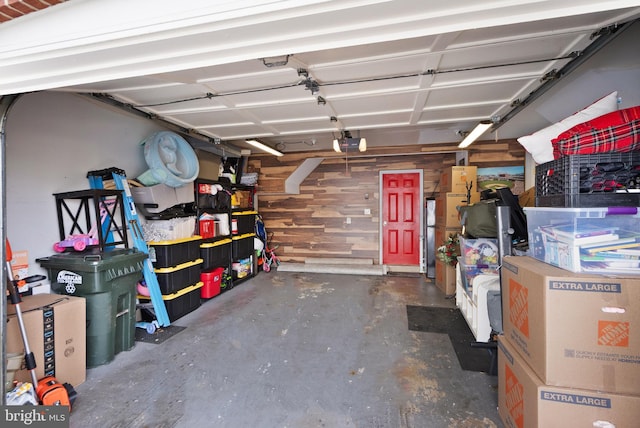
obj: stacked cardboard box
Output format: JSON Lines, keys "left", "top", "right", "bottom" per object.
{"left": 434, "top": 166, "right": 479, "bottom": 295}
{"left": 498, "top": 255, "right": 640, "bottom": 427}
{"left": 435, "top": 191, "right": 480, "bottom": 228}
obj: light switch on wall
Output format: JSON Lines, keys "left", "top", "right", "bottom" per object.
{"left": 364, "top": 208, "right": 371, "bottom": 215}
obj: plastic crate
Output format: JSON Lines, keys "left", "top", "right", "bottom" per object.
{"left": 536, "top": 152, "right": 640, "bottom": 207}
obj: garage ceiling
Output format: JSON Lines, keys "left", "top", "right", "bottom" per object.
{"left": 1, "top": 1, "right": 640, "bottom": 154}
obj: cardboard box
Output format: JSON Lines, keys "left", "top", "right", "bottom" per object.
{"left": 440, "top": 166, "right": 477, "bottom": 193}
{"left": 435, "top": 192, "right": 480, "bottom": 228}
{"left": 501, "top": 255, "right": 640, "bottom": 395}
{"left": 6, "top": 293, "right": 86, "bottom": 387}
{"left": 498, "top": 337, "right": 640, "bottom": 428}
{"left": 435, "top": 258, "right": 456, "bottom": 295}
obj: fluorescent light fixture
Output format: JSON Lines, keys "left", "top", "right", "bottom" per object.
{"left": 333, "top": 137, "right": 367, "bottom": 152}
{"left": 245, "top": 139, "right": 284, "bottom": 156}
{"left": 458, "top": 121, "right": 492, "bottom": 148}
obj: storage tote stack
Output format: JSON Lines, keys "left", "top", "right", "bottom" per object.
{"left": 196, "top": 180, "right": 232, "bottom": 297}
{"left": 143, "top": 236, "right": 204, "bottom": 322}
{"left": 435, "top": 166, "right": 479, "bottom": 295}
{"left": 195, "top": 180, "right": 258, "bottom": 293}
{"left": 497, "top": 206, "right": 640, "bottom": 427}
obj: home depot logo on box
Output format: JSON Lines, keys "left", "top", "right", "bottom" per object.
{"left": 598, "top": 321, "right": 630, "bottom": 347}
{"left": 509, "top": 278, "right": 529, "bottom": 338}
{"left": 504, "top": 365, "right": 524, "bottom": 428}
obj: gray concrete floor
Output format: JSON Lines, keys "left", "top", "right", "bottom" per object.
{"left": 69, "top": 271, "right": 502, "bottom": 428}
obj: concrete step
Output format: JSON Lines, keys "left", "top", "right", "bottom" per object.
{"left": 304, "top": 257, "right": 373, "bottom": 265}
{"left": 276, "top": 262, "right": 385, "bottom": 276}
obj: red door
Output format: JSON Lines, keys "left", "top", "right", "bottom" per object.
{"left": 382, "top": 172, "right": 421, "bottom": 265}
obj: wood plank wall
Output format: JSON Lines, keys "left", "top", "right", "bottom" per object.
{"left": 247, "top": 139, "right": 525, "bottom": 264}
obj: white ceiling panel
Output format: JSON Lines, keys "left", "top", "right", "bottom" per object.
{"left": 203, "top": 124, "right": 277, "bottom": 139}
{"left": 340, "top": 111, "right": 415, "bottom": 128}
{"left": 198, "top": 68, "right": 300, "bottom": 93}
{"left": 312, "top": 55, "right": 430, "bottom": 82}
{"left": 418, "top": 105, "right": 505, "bottom": 124}
{"left": 330, "top": 92, "right": 419, "bottom": 112}
{"left": 247, "top": 103, "right": 332, "bottom": 123}
{"left": 427, "top": 80, "right": 532, "bottom": 105}
{"left": 163, "top": 110, "right": 252, "bottom": 128}
{"left": 268, "top": 119, "right": 340, "bottom": 135}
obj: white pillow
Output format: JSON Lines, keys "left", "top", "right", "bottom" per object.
{"left": 517, "top": 91, "right": 618, "bottom": 164}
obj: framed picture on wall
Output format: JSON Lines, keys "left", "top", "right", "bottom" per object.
{"left": 477, "top": 166, "right": 525, "bottom": 195}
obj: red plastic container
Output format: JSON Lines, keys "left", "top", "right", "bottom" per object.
{"left": 200, "top": 267, "right": 224, "bottom": 299}
{"left": 199, "top": 220, "right": 216, "bottom": 239}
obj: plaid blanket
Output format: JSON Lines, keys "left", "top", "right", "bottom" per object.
{"left": 552, "top": 106, "right": 640, "bottom": 158}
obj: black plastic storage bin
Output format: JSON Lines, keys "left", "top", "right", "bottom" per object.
{"left": 148, "top": 236, "right": 202, "bottom": 268}
{"left": 232, "top": 233, "right": 256, "bottom": 259}
{"left": 536, "top": 152, "right": 640, "bottom": 207}
{"left": 232, "top": 211, "right": 257, "bottom": 235}
{"left": 200, "top": 238, "right": 232, "bottom": 270}
{"left": 139, "top": 282, "right": 203, "bottom": 322}
{"left": 154, "top": 258, "right": 203, "bottom": 294}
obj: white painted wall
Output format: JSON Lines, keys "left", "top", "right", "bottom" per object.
{"left": 5, "top": 92, "right": 166, "bottom": 276}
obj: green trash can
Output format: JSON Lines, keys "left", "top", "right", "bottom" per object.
{"left": 37, "top": 249, "right": 147, "bottom": 368}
